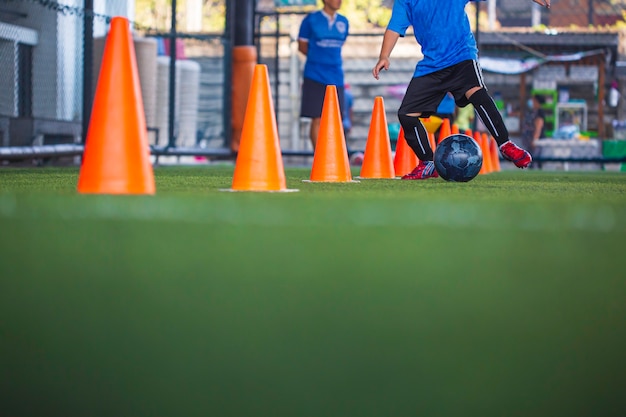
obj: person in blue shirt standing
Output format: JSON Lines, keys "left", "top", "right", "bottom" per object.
{"left": 298, "top": 0, "right": 349, "bottom": 149}
{"left": 372, "top": 0, "right": 550, "bottom": 179}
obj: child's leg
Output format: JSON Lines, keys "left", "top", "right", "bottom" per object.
{"left": 398, "top": 114, "right": 433, "bottom": 161}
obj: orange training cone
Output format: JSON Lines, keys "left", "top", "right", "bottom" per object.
{"left": 482, "top": 133, "right": 493, "bottom": 173}
{"left": 489, "top": 135, "right": 502, "bottom": 172}
{"left": 359, "top": 96, "right": 395, "bottom": 179}
{"left": 438, "top": 117, "right": 452, "bottom": 143}
{"left": 393, "top": 127, "right": 419, "bottom": 177}
{"left": 474, "top": 131, "right": 488, "bottom": 175}
{"left": 308, "top": 85, "right": 354, "bottom": 182}
{"left": 451, "top": 124, "right": 460, "bottom": 135}
{"left": 228, "top": 64, "right": 296, "bottom": 192}
{"left": 77, "top": 16, "right": 155, "bottom": 194}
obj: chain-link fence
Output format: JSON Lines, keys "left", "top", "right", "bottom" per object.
{"left": 0, "top": 0, "right": 228, "bottom": 158}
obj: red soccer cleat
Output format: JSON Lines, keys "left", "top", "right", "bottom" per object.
{"left": 499, "top": 141, "right": 532, "bottom": 169}
{"left": 401, "top": 161, "right": 439, "bottom": 180}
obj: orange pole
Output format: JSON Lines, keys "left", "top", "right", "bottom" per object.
{"left": 231, "top": 46, "right": 258, "bottom": 153}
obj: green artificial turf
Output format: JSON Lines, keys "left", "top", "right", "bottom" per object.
{"left": 1, "top": 166, "right": 625, "bottom": 416}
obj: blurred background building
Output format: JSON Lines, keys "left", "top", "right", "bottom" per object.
{"left": 1, "top": 0, "right": 626, "bottom": 163}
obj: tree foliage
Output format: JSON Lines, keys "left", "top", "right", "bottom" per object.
{"left": 134, "top": 0, "right": 226, "bottom": 32}
{"left": 134, "top": 0, "right": 391, "bottom": 32}
{"left": 339, "top": 0, "right": 392, "bottom": 29}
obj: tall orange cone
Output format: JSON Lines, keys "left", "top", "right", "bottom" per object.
{"left": 488, "top": 135, "right": 502, "bottom": 172}
{"left": 308, "top": 85, "right": 355, "bottom": 182}
{"left": 228, "top": 64, "right": 296, "bottom": 192}
{"left": 77, "top": 16, "right": 155, "bottom": 194}
{"left": 438, "top": 117, "right": 452, "bottom": 144}
{"left": 393, "top": 127, "right": 419, "bottom": 177}
{"left": 359, "top": 96, "right": 395, "bottom": 179}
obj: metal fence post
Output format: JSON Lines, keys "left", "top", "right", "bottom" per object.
{"left": 168, "top": 0, "right": 177, "bottom": 148}
{"left": 82, "top": 0, "right": 94, "bottom": 144}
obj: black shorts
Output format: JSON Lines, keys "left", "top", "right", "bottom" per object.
{"left": 398, "top": 60, "right": 486, "bottom": 117}
{"left": 300, "top": 77, "right": 345, "bottom": 119}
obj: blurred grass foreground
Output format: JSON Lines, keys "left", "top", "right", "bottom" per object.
{"left": 1, "top": 166, "right": 625, "bottom": 417}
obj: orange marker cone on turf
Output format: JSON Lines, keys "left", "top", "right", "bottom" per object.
{"left": 474, "top": 131, "right": 488, "bottom": 175}
{"left": 229, "top": 64, "right": 296, "bottom": 192}
{"left": 482, "top": 133, "right": 494, "bottom": 173}
{"left": 393, "top": 127, "right": 419, "bottom": 177}
{"left": 451, "top": 124, "right": 460, "bottom": 135}
{"left": 308, "top": 85, "right": 354, "bottom": 182}
{"left": 77, "top": 16, "right": 155, "bottom": 194}
{"left": 488, "top": 135, "right": 502, "bottom": 172}
{"left": 359, "top": 96, "right": 395, "bottom": 179}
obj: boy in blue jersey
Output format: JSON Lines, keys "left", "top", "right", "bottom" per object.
{"left": 299, "top": 0, "right": 349, "bottom": 148}
{"left": 372, "top": 0, "right": 550, "bottom": 179}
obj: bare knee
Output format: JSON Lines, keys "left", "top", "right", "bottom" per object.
{"left": 465, "top": 86, "right": 482, "bottom": 100}
{"left": 398, "top": 111, "right": 422, "bottom": 118}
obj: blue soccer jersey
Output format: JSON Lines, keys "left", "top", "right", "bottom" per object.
{"left": 387, "top": 0, "right": 484, "bottom": 77}
{"left": 299, "top": 10, "right": 349, "bottom": 86}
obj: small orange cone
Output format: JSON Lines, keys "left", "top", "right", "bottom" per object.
{"left": 451, "top": 124, "right": 460, "bottom": 135}
{"left": 438, "top": 117, "right": 452, "bottom": 143}
{"left": 228, "top": 64, "right": 297, "bottom": 192}
{"left": 359, "top": 96, "right": 395, "bottom": 179}
{"left": 393, "top": 127, "right": 419, "bottom": 177}
{"left": 489, "top": 135, "right": 502, "bottom": 172}
{"left": 474, "top": 131, "right": 488, "bottom": 175}
{"left": 482, "top": 133, "right": 494, "bottom": 173}
{"left": 77, "top": 16, "right": 155, "bottom": 194}
{"left": 308, "top": 85, "right": 355, "bottom": 182}
{"left": 464, "top": 129, "right": 473, "bottom": 137}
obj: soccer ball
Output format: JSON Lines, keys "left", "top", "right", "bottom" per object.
{"left": 434, "top": 134, "right": 483, "bottom": 182}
